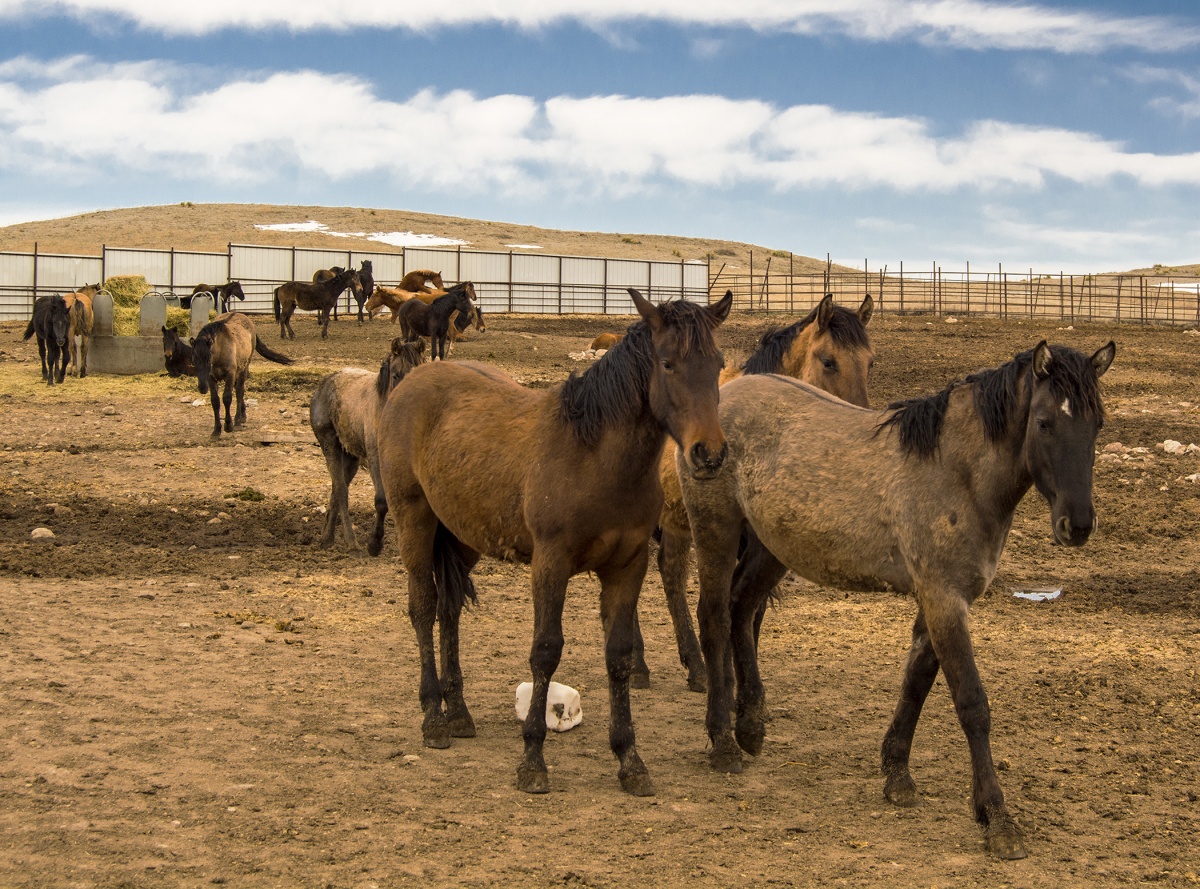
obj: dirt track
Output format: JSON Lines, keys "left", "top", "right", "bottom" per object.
{"left": 2, "top": 309, "right": 1199, "bottom": 888}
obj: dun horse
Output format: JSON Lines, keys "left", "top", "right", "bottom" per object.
{"left": 273, "top": 268, "right": 359, "bottom": 339}
{"left": 310, "top": 339, "right": 426, "bottom": 554}
{"left": 376, "top": 289, "right": 732, "bottom": 796}
{"left": 64, "top": 283, "right": 101, "bottom": 378}
{"left": 188, "top": 282, "right": 246, "bottom": 313}
{"left": 193, "top": 313, "right": 295, "bottom": 436}
{"left": 640, "top": 293, "right": 874, "bottom": 691}
{"left": 23, "top": 293, "right": 71, "bottom": 385}
{"left": 679, "top": 341, "right": 1116, "bottom": 859}
{"left": 397, "top": 283, "right": 478, "bottom": 361}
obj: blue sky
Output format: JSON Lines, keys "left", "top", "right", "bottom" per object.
{"left": 1, "top": 1, "right": 1199, "bottom": 272}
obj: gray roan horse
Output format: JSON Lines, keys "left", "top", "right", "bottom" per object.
{"left": 376, "top": 289, "right": 732, "bottom": 797}
{"left": 679, "top": 340, "right": 1115, "bottom": 860}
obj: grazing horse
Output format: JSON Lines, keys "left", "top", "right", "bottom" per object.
{"left": 589, "top": 333, "right": 624, "bottom": 351}
{"left": 639, "top": 293, "right": 875, "bottom": 691}
{"left": 23, "top": 293, "right": 71, "bottom": 385}
{"left": 188, "top": 282, "right": 246, "bottom": 313}
{"left": 397, "top": 283, "right": 478, "bottom": 361}
{"left": 162, "top": 325, "right": 195, "bottom": 377}
{"left": 679, "top": 340, "right": 1116, "bottom": 859}
{"left": 398, "top": 269, "right": 444, "bottom": 294}
{"left": 311, "top": 339, "right": 427, "bottom": 554}
{"left": 273, "top": 268, "right": 359, "bottom": 339}
{"left": 376, "top": 289, "right": 732, "bottom": 796}
{"left": 64, "top": 283, "right": 100, "bottom": 378}
{"left": 193, "top": 312, "right": 295, "bottom": 436}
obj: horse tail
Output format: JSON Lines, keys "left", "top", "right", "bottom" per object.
{"left": 273, "top": 288, "right": 281, "bottom": 320}
{"left": 22, "top": 316, "right": 35, "bottom": 341}
{"left": 433, "top": 523, "right": 477, "bottom": 625}
{"left": 254, "top": 338, "right": 294, "bottom": 366}
{"left": 70, "top": 298, "right": 87, "bottom": 333}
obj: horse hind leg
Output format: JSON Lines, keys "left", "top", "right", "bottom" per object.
{"left": 435, "top": 531, "right": 481, "bottom": 738}
{"left": 233, "top": 374, "right": 247, "bottom": 426}
{"left": 208, "top": 385, "right": 223, "bottom": 436}
{"left": 657, "top": 528, "right": 706, "bottom": 692}
{"left": 221, "top": 379, "right": 235, "bottom": 433}
{"left": 78, "top": 335, "right": 89, "bottom": 378}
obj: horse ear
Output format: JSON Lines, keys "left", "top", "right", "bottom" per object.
{"left": 628, "top": 288, "right": 662, "bottom": 330}
{"left": 857, "top": 293, "right": 874, "bottom": 326}
{"left": 817, "top": 293, "right": 835, "bottom": 331}
{"left": 391, "top": 337, "right": 406, "bottom": 356}
{"left": 1091, "top": 341, "right": 1116, "bottom": 378}
{"left": 708, "top": 290, "right": 733, "bottom": 324}
{"left": 1032, "top": 341, "right": 1052, "bottom": 380}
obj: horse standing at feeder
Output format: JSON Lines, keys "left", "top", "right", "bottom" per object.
{"left": 310, "top": 339, "right": 427, "bottom": 555}
{"left": 397, "top": 283, "right": 478, "bottom": 361}
{"left": 23, "top": 293, "right": 71, "bottom": 385}
{"left": 678, "top": 340, "right": 1115, "bottom": 860}
{"left": 639, "top": 293, "right": 875, "bottom": 691}
{"left": 273, "top": 268, "right": 359, "bottom": 339}
{"left": 192, "top": 313, "right": 295, "bottom": 437}
{"left": 63, "top": 283, "right": 101, "bottom": 378}
{"left": 376, "top": 289, "right": 732, "bottom": 797}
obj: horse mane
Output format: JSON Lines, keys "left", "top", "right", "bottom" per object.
{"left": 741, "top": 302, "right": 871, "bottom": 376}
{"left": 878, "top": 345, "right": 1106, "bottom": 457}
{"left": 375, "top": 341, "right": 425, "bottom": 398}
{"left": 192, "top": 317, "right": 227, "bottom": 364}
{"left": 559, "top": 299, "right": 721, "bottom": 447}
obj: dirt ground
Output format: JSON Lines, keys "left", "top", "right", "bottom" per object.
{"left": 2, "top": 308, "right": 1199, "bottom": 889}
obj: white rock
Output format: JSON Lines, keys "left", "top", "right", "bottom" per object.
{"left": 30, "top": 527, "right": 55, "bottom": 540}
{"left": 515, "top": 681, "right": 582, "bottom": 732}
{"left": 1161, "top": 440, "right": 1189, "bottom": 454}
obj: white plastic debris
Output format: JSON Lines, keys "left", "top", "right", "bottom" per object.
{"left": 1012, "top": 587, "right": 1062, "bottom": 602}
{"left": 515, "top": 681, "right": 582, "bottom": 732}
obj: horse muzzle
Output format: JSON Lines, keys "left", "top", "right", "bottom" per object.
{"left": 687, "top": 441, "right": 728, "bottom": 480}
{"left": 1052, "top": 512, "right": 1093, "bottom": 547}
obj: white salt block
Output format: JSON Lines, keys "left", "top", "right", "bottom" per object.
{"left": 30, "top": 527, "right": 55, "bottom": 540}
{"left": 515, "top": 681, "right": 582, "bottom": 732}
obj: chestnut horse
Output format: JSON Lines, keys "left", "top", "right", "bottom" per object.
{"left": 376, "top": 289, "right": 732, "bottom": 797}
{"left": 311, "top": 339, "right": 426, "bottom": 554}
{"left": 679, "top": 341, "right": 1115, "bottom": 859}
{"left": 273, "top": 268, "right": 359, "bottom": 339}
{"left": 641, "top": 293, "right": 875, "bottom": 691}
{"left": 397, "top": 283, "right": 478, "bottom": 361}
{"left": 63, "top": 283, "right": 101, "bottom": 378}
{"left": 589, "top": 333, "right": 624, "bottom": 351}
{"left": 364, "top": 285, "right": 418, "bottom": 322}
{"left": 398, "top": 269, "right": 444, "bottom": 293}
{"left": 193, "top": 313, "right": 294, "bottom": 436}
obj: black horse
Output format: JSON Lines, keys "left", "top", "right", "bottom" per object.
{"left": 186, "top": 282, "right": 246, "bottom": 313}
{"left": 23, "top": 294, "right": 71, "bottom": 385}
{"left": 326, "top": 260, "right": 375, "bottom": 323}
{"left": 397, "top": 282, "right": 477, "bottom": 361}
{"left": 162, "top": 325, "right": 195, "bottom": 377}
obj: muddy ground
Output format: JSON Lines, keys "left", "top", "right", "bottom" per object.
{"left": 1, "top": 309, "right": 1198, "bottom": 888}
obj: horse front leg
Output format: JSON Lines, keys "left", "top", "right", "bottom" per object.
{"left": 221, "top": 379, "right": 234, "bottom": 433}
{"left": 925, "top": 594, "right": 1026, "bottom": 860}
{"left": 37, "top": 338, "right": 49, "bottom": 381}
{"left": 233, "top": 373, "right": 247, "bottom": 426}
{"left": 53, "top": 341, "right": 67, "bottom": 383}
{"left": 208, "top": 385, "right": 223, "bottom": 437}
{"left": 320, "top": 308, "right": 331, "bottom": 339}
{"left": 658, "top": 527, "right": 706, "bottom": 692}
{"left": 366, "top": 455, "right": 389, "bottom": 557}
{"left": 598, "top": 543, "right": 656, "bottom": 796}
{"left": 517, "top": 553, "right": 571, "bottom": 794}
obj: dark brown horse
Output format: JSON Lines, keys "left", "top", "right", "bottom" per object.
{"left": 273, "top": 268, "right": 359, "bottom": 339}
{"left": 23, "top": 293, "right": 71, "bottom": 385}
{"left": 188, "top": 282, "right": 246, "bottom": 313}
{"left": 318, "top": 260, "right": 374, "bottom": 322}
{"left": 679, "top": 341, "right": 1115, "bottom": 859}
{"left": 310, "top": 338, "right": 426, "bottom": 554}
{"left": 162, "top": 325, "right": 195, "bottom": 377}
{"left": 641, "top": 293, "right": 875, "bottom": 691}
{"left": 376, "top": 289, "right": 732, "bottom": 797}
{"left": 397, "top": 283, "right": 478, "bottom": 361}
{"left": 193, "top": 313, "right": 295, "bottom": 436}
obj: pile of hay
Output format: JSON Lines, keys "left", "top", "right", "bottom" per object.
{"left": 103, "top": 275, "right": 151, "bottom": 308}
{"left": 102, "top": 275, "right": 199, "bottom": 336}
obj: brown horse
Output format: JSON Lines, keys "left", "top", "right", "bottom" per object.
{"left": 642, "top": 293, "right": 875, "bottom": 691}
{"left": 397, "top": 283, "right": 478, "bottom": 361}
{"left": 444, "top": 305, "right": 485, "bottom": 354}
{"left": 63, "top": 283, "right": 100, "bottom": 378}
{"left": 273, "top": 268, "right": 359, "bottom": 339}
{"left": 376, "top": 288, "right": 733, "bottom": 797}
{"left": 679, "top": 341, "right": 1115, "bottom": 859}
{"left": 316, "top": 260, "right": 373, "bottom": 322}
{"left": 364, "top": 285, "right": 418, "bottom": 322}
{"left": 188, "top": 282, "right": 246, "bottom": 313}
{"left": 193, "top": 312, "right": 295, "bottom": 436}
{"left": 589, "top": 333, "right": 624, "bottom": 351}
{"left": 310, "top": 339, "right": 426, "bottom": 554}
{"left": 398, "top": 269, "right": 444, "bottom": 293}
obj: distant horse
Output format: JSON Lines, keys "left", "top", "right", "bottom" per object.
{"left": 376, "top": 289, "right": 732, "bottom": 797}
{"left": 398, "top": 269, "right": 444, "bottom": 293}
{"left": 273, "top": 268, "right": 359, "bottom": 339}
{"left": 23, "top": 293, "right": 71, "bottom": 385}
{"left": 188, "top": 282, "right": 246, "bottom": 313}
{"left": 319, "top": 260, "right": 374, "bottom": 323}
{"left": 642, "top": 293, "right": 875, "bottom": 691}
{"left": 589, "top": 333, "right": 624, "bottom": 351}
{"left": 64, "top": 283, "right": 101, "bottom": 378}
{"left": 311, "top": 338, "right": 427, "bottom": 554}
{"left": 445, "top": 305, "right": 485, "bottom": 354}
{"left": 364, "top": 285, "right": 416, "bottom": 322}
{"left": 193, "top": 312, "right": 295, "bottom": 436}
{"left": 397, "top": 283, "right": 478, "bottom": 361}
{"left": 162, "top": 325, "right": 195, "bottom": 377}
{"left": 679, "top": 340, "right": 1116, "bottom": 860}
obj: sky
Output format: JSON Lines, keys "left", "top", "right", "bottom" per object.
{"left": 1, "top": 1, "right": 1199, "bottom": 273}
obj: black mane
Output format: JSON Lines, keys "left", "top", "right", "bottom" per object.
{"left": 559, "top": 299, "right": 720, "bottom": 447}
{"left": 879, "top": 345, "right": 1105, "bottom": 457}
{"left": 741, "top": 303, "right": 870, "bottom": 376}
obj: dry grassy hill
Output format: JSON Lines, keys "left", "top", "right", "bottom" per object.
{"left": 0, "top": 203, "right": 850, "bottom": 277}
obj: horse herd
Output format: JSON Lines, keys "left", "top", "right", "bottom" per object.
{"left": 18, "top": 280, "right": 1118, "bottom": 861}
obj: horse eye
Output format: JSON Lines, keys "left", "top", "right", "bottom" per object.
{"left": 822, "top": 358, "right": 837, "bottom": 371}
{"left": 1037, "top": 418, "right": 1051, "bottom": 432}
{"left": 661, "top": 359, "right": 674, "bottom": 372}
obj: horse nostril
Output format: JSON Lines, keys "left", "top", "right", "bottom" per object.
{"left": 690, "top": 442, "right": 708, "bottom": 468}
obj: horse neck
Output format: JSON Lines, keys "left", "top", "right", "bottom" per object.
{"left": 940, "top": 375, "right": 1034, "bottom": 514}
{"left": 777, "top": 324, "right": 814, "bottom": 378}
{"left": 561, "top": 341, "right": 664, "bottom": 466}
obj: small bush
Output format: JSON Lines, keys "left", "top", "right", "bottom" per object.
{"left": 228, "top": 487, "right": 265, "bottom": 502}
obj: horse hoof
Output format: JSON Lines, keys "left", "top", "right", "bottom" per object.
{"left": 619, "top": 771, "right": 655, "bottom": 797}
{"left": 883, "top": 772, "right": 921, "bottom": 808}
{"left": 448, "top": 715, "right": 476, "bottom": 738}
{"left": 709, "top": 742, "right": 744, "bottom": 774}
{"left": 735, "top": 720, "right": 764, "bottom": 757}
{"left": 630, "top": 670, "right": 651, "bottom": 690}
{"left": 985, "top": 818, "right": 1028, "bottom": 860}
{"left": 516, "top": 766, "right": 550, "bottom": 794}
{"left": 686, "top": 669, "right": 707, "bottom": 693}
{"left": 422, "top": 712, "right": 452, "bottom": 749}
{"left": 366, "top": 539, "right": 383, "bottom": 557}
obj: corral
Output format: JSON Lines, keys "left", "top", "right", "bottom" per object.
{"left": 1, "top": 308, "right": 1198, "bottom": 888}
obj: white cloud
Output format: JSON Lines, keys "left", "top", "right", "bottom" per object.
{"left": 3, "top": 58, "right": 1200, "bottom": 197}
{"left": 0, "top": 0, "right": 1195, "bottom": 52}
